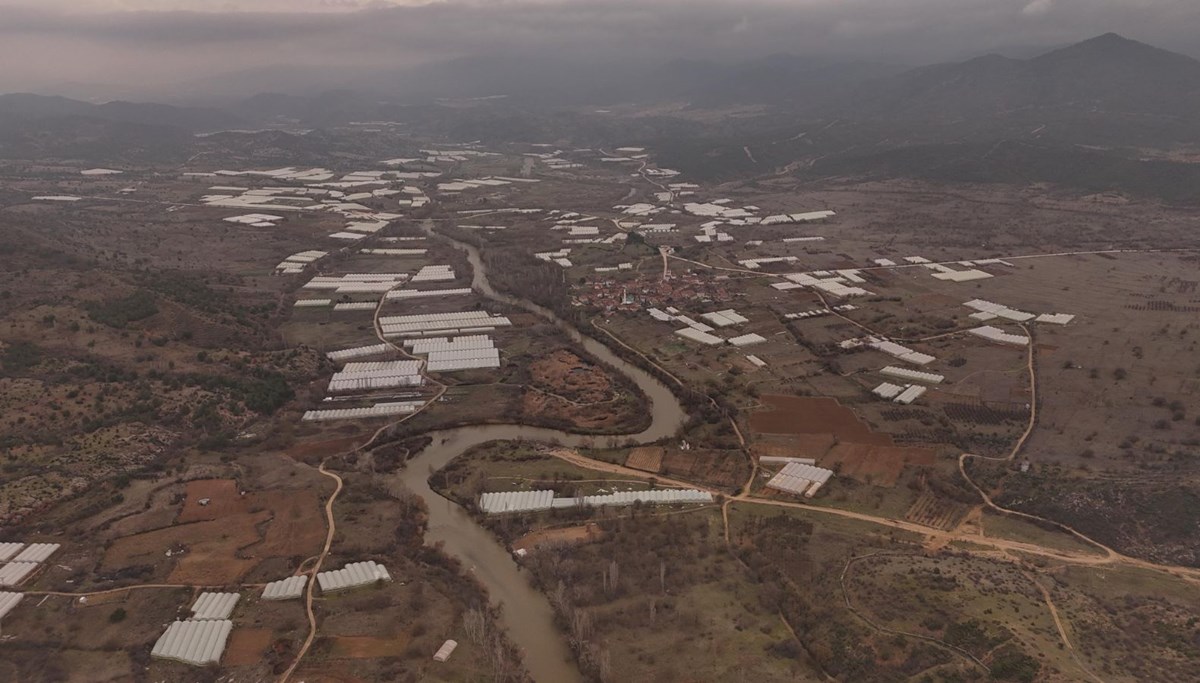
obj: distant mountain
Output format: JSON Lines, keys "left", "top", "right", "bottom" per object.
{"left": 680, "top": 54, "right": 902, "bottom": 107}
{"left": 0, "top": 111, "right": 192, "bottom": 162}
{"left": 845, "top": 33, "right": 1200, "bottom": 122}
{"left": 0, "top": 93, "right": 244, "bottom": 133}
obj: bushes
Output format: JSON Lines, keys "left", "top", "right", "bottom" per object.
{"left": 85, "top": 291, "right": 158, "bottom": 328}
{"left": 989, "top": 645, "right": 1040, "bottom": 682}
{"left": 176, "top": 367, "right": 294, "bottom": 415}
{"left": 1, "top": 340, "right": 42, "bottom": 371}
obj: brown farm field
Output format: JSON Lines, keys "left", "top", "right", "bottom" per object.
{"left": 749, "top": 395, "right": 940, "bottom": 487}
{"left": 99, "top": 479, "right": 328, "bottom": 585}
{"left": 750, "top": 394, "right": 894, "bottom": 445}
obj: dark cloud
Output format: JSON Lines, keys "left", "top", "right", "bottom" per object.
{"left": 2, "top": 0, "right": 1198, "bottom": 95}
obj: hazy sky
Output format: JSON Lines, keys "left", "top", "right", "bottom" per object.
{"left": 2, "top": 0, "right": 1198, "bottom": 96}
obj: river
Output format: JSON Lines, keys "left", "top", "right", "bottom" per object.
{"left": 390, "top": 224, "right": 687, "bottom": 682}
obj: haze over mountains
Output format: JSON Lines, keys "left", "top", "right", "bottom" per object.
{"left": 2, "top": 34, "right": 1195, "bottom": 127}
{"left": 3, "top": 33, "right": 1199, "bottom": 201}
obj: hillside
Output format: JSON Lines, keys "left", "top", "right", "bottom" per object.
{"left": 844, "top": 33, "right": 1200, "bottom": 122}
{"left": 0, "top": 93, "right": 244, "bottom": 132}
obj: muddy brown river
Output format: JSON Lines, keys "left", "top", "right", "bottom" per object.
{"left": 392, "top": 226, "right": 687, "bottom": 682}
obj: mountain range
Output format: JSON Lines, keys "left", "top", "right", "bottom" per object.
{"left": 2, "top": 33, "right": 1199, "bottom": 200}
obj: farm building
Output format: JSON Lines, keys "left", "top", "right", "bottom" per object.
{"left": 969, "top": 326, "right": 1030, "bottom": 346}
{"left": 964, "top": 299, "right": 1035, "bottom": 322}
{"left": 868, "top": 339, "right": 936, "bottom": 365}
{"left": 1036, "top": 313, "right": 1075, "bottom": 325}
{"left": 386, "top": 288, "right": 473, "bottom": 300}
{"left": 189, "top": 592, "right": 240, "bottom": 621}
{"left": 728, "top": 333, "right": 766, "bottom": 347}
{"left": 578, "top": 489, "right": 713, "bottom": 507}
{"left": 433, "top": 639, "right": 459, "bottom": 662}
{"left": 262, "top": 576, "right": 308, "bottom": 601}
{"left": 894, "top": 385, "right": 928, "bottom": 405}
{"left": 880, "top": 367, "right": 944, "bottom": 384}
{"left": 328, "top": 360, "right": 424, "bottom": 392}
{"left": 327, "top": 343, "right": 392, "bottom": 362}
{"left": 478, "top": 488, "right": 713, "bottom": 515}
{"left": 479, "top": 490, "right": 555, "bottom": 514}
{"left": 872, "top": 382, "right": 905, "bottom": 400}
{"left": 12, "top": 543, "right": 59, "bottom": 563}
{"left": 317, "top": 561, "right": 393, "bottom": 593}
{"left": 0, "top": 591, "right": 23, "bottom": 622}
{"left": 379, "top": 311, "right": 512, "bottom": 337}
{"left": 151, "top": 620, "right": 233, "bottom": 666}
{"left": 0, "top": 563, "right": 38, "bottom": 587}
{"left": 765, "top": 462, "right": 834, "bottom": 498}
{"left": 301, "top": 401, "right": 425, "bottom": 422}
{"left": 674, "top": 328, "right": 723, "bottom": 346}
{"left": 411, "top": 265, "right": 456, "bottom": 282}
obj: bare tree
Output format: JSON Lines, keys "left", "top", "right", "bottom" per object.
{"left": 598, "top": 646, "right": 612, "bottom": 683}
{"left": 489, "top": 634, "right": 514, "bottom": 683}
{"left": 464, "top": 606, "right": 489, "bottom": 645}
{"left": 571, "top": 609, "right": 592, "bottom": 644}
{"left": 552, "top": 579, "right": 569, "bottom": 613}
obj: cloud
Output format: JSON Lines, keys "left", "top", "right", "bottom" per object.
{"left": 1021, "top": 0, "right": 1054, "bottom": 17}
{"left": 0, "top": 0, "right": 1197, "bottom": 94}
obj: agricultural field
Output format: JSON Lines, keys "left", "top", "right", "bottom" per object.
{"left": 2, "top": 116, "right": 1199, "bottom": 683}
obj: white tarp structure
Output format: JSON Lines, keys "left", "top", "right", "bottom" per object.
{"left": 479, "top": 490, "right": 555, "bottom": 514}
{"left": 479, "top": 488, "right": 713, "bottom": 514}
{"left": 317, "top": 561, "right": 392, "bottom": 593}
{"left": 1036, "top": 313, "right": 1075, "bottom": 325}
{"left": 577, "top": 489, "right": 713, "bottom": 507}
{"left": 0, "top": 562, "right": 38, "bottom": 587}
{"left": 964, "top": 299, "right": 1035, "bottom": 322}
{"left": 728, "top": 333, "right": 766, "bottom": 347}
{"left": 304, "top": 274, "right": 408, "bottom": 292}
{"left": 868, "top": 339, "right": 936, "bottom": 366}
{"left": 766, "top": 462, "right": 834, "bottom": 498}
{"left": 675, "top": 328, "right": 724, "bottom": 346}
{"left": 386, "top": 288, "right": 473, "bottom": 300}
{"left": 327, "top": 343, "right": 391, "bottom": 362}
{"left": 411, "top": 265, "right": 456, "bottom": 282}
{"left": 276, "top": 250, "right": 328, "bottom": 274}
{"left": 433, "top": 639, "right": 459, "bottom": 662}
{"left": 328, "top": 360, "right": 424, "bottom": 392}
{"left": 426, "top": 348, "right": 501, "bottom": 372}
{"left": 189, "top": 593, "right": 240, "bottom": 621}
{"left": 700, "top": 309, "right": 749, "bottom": 327}
{"left": 0, "top": 592, "right": 22, "bottom": 621}
{"left": 404, "top": 334, "right": 501, "bottom": 371}
{"left": 930, "top": 268, "right": 993, "bottom": 282}
{"left": 0, "top": 543, "right": 23, "bottom": 562}
{"left": 881, "top": 367, "right": 945, "bottom": 384}
{"left": 262, "top": 576, "right": 307, "bottom": 601}
{"left": 406, "top": 335, "right": 493, "bottom": 354}
{"left": 872, "top": 382, "right": 905, "bottom": 399}
{"left": 361, "top": 248, "right": 428, "bottom": 256}
{"left": 969, "top": 326, "right": 1030, "bottom": 346}
{"left": 302, "top": 401, "right": 425, "bottom": 422}
{"left": 12, "top": 543, "right": 59, "bottom": 563}
{"left": 894, "top": 385, "right": 927, "bottom": 404}
{"left": 379, "top": 311, "right": 512, "bottom": 337}
{"left": 151, "top": 620, "right": 233, "bottom": 666}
